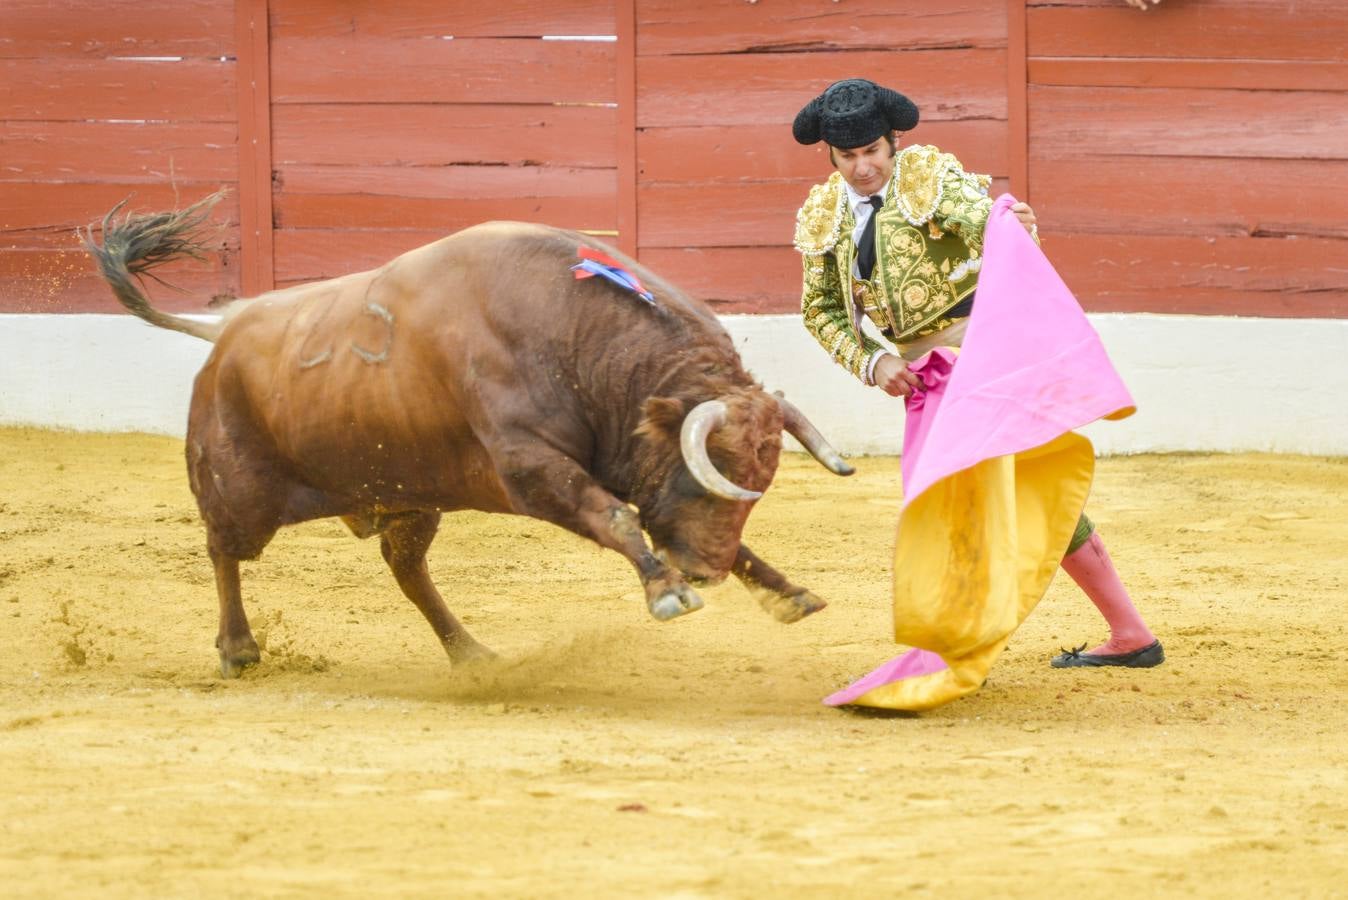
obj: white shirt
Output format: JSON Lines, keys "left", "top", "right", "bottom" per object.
{"left": 840, "top": 176, "right": 896, "bottom": 385}
{"left": 842, "top": 176, "right": 893, "bottom": 281}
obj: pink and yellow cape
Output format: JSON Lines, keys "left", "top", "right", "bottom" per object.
{"left": 824, "top": 195, "right": 1136, "bottom": 712}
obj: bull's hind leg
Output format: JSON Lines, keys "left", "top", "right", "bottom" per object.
{"left": 379, "top": 512, "right": 493, "bottom": 664}
{"left": 210, "top": 547, "right": 262, "bottom": 678}
{"left": 190, "top": 434, "right": 291, "bottom": 678}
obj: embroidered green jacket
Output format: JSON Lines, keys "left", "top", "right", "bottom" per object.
{"left": 795, "top": 144, "right": 994, "bottom": 381}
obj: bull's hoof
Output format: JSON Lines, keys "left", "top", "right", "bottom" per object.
{"left": 760, "top": 589, "right": 828, "bottom": 624}
{"left": 447, "top": 640, "right": 497, "bottom": 667}
{"left": 218, "top": 644, "right": 260, "bottom": 679}
{"left": 649, "top": 584, "right": 705, "bottom": 621}
{"left": 218, "top": 640, "right": 261, "bottom": 679}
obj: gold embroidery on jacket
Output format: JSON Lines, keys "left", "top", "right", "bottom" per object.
{"left": 895, "top": 145, "right": 957, "bottom": 226}
{"left": 793, "top": 173, "right": 847, "bottom": 255}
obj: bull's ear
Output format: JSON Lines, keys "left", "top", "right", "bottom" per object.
{"left": 636, "top": 395, "right": 686, "bottom": 438}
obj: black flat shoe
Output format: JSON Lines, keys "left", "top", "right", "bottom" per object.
{"left": 1050, "top": 640, "right": 1165, "bottom": 669}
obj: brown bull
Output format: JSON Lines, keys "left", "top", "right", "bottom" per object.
{"left": 83, "top": 193, "right": 853, "bottom": 677}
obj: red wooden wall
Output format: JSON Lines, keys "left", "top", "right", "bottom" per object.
{"left": 266, "top": 0, "right": 620, "bottom": 290}
{"left": 2, "top": 0, "right": 1344, "bottom": 317}
{"left": 1, "top": 0, "right": 242, "bottom": 313}
{"left": 1026, "top": 0, "right": 1348, "bottom": 316}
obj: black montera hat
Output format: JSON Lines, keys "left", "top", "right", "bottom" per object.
{"left": 792, "top": 78, "right": 919, "bottom": 149}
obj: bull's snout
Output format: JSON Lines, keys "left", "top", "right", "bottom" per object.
{"left": 653, "top": 547, "right": 729, "bottom": 588}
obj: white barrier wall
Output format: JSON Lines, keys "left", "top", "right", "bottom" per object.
{"left": 2, "top": 312, "right": 1346, "bottom": 455}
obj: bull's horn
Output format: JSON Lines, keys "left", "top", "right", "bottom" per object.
{"left": 775, "top": 394, "right": 855, "bottom": 476}
{"left": 679, "top": 400, "right": 764, "bottom": 502}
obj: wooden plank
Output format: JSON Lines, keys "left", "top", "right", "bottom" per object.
{"left": 0, "top": 248, "right": 239, "bottom": 314}
{"left": 273, "top": 229, "right": 448, "bottom": 284}
{"left": 277, "top": 163, "right": 616, "bottom": 200}
{"left": 1, "top": 183, "right": 240, "bottom": 247}
{"left": 236, "top": 0, "right": 274, "bottom": 296}
{"left": 1007, "top": 0, "right": 1028, "bottom": 200}
{"left": 274, "top": 164, "right": 617, "bottom": 231}
{"left": 0, "top": 0, "right": 234, "bottom": 58}
{"left": 1030, "top": 57, "right": 1348, "bottom": 92}
{"left": 270, "top": 37, "right": 615, "bottom": 105}
{"left": 639, "top": 181, "right": 816, "bottom": 249}
{"left": 638, "top": 246, "right": 802, "bottom": 313}
{"left": 638, "top": 177, "right": 1012, "bottom": 249}
{"left": 636, "top": 0, "right": 1004, "bottom": 56}
{"left": 1029, "top": 85, "right": 1348, "bottom": 161}
{"left": 272, "top": 104, "right": 617, "bottom": 168}
{"left": 270, "top": 0, "right": 614, "bottom": 39}
{"left": 617, "top": 0, "right": 638, "bottom": 256}
{"left": 1, "top": 58, "right": 236, "bottom": 122}
{"left": 1029, "top": 156, "right": 1348, "bottom": 241}
{"left": 0, "top": 121, "right": 237, "bottom": 183}
{"left": 637, "top": 121, "right": 1007, "bottom": 185}
{"left": 275, "top": 196, "right": 616, "bottom": 233}
{"left": 1040, "top": 234, "right": 1348, "bottom": 317}
{"left": 1028, "top": 1, "right": 1348, "bottom": 62}
{"left": 637, "top": 49, "right": 1007, "bottom": 127}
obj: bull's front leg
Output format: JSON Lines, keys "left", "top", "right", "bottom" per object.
{"left": 498, "top": 450, "right": 703, "bottom": 621}
{"left": 733, "top": 544, "right": 828, "bottom": 624}
{"left": 607, "top": 505, "right": 706, "bottom": 621}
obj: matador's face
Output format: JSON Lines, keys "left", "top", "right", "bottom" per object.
{"left": 829, "top": 134, "right": 898, "bottom": 197}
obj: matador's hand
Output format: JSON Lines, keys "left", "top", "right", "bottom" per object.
{"left": 1010, "top": 201, "right": 1038, "bottom": 238}
{"left": 874, "top": 354, "right": 924, "bottom": 398}
{"left": 1123, "top": 0, "right": 1161, "bottom": 8}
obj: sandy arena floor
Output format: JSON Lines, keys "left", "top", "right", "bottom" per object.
{"left": 0, "top": 426, "right": 1345, "bottom": 897}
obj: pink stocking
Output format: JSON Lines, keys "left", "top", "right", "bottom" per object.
{"left": 1060, "top": 532, "right": 1156, "bottom": 655}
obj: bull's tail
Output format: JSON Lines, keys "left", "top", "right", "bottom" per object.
{"left": 79, "top": 190, "right": 228, "bottom": 343}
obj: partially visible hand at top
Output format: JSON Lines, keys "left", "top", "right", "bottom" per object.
{"left": 1123, "top": 0, "right": 1162, "bottom": 9}
{"left": 1010, "top": 201, "right": 1038, "bottom": 238}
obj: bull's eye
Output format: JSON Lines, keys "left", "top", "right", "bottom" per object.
{"left": 671, "top": 467, "right": 708, "bottom": 499}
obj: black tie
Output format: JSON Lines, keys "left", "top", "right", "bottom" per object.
{"left": 856, "top": 195, "right": 885, "bottom": 281}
